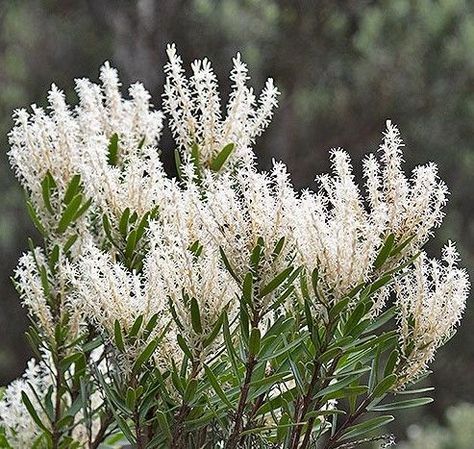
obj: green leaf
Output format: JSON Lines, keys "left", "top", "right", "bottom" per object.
{"left": 156, "top": 411, "right": 172, "bottom": 441}
{"left": 115, "top": 415, "right": 135, "bottom": 444}
{"left": 341, "top": 415, "right": 394, "bottom": 441}
{"left": 126, "top": 387, "right": 136, "bottom": 410}
{"left": 311, "top": 268, "right": 319, "bottom": 294}
{"left": 372, "top": 374, "right": 397, "bottom": 397}
{"left": 329, "top": 297, "right": 351, "bottom": 320}
{"left": 370, "top": 397, "right": 433, "bottom": 411}
{"left": 260, "top": 266, "right": 294, "bottom": 297}
{"left": 398, "top": 386, "right": 434, "bottom": 395}
{"left": 143, "top": 313, "right": 160, "bottom": 339}
{"left": 219, "top": 247, "right": 240, "bottom": 283}
{"left": 249, "top": 328, "right": 261, "bottom": 356}
{"left": 132, "top": 338, "right": 159, "bottom": 373}
{"left": 203, "top": 313, "right": 224, "bottom": 348}
{"left": 174, "top": 148, "right": 183, "bottom": 180}
{"left": 57, "top": 194, "right": 82, "bottom": 233}
{"left": 119, "top": 208, "right": 130, "bottom": 237}
{"left": 129, "top": 315, "right": 144, "bottom": 339}
{"left": 315, "top": 373, "right": 365, "bottom": 398}
{"left": 184, "top": 379, "right": 198, "bottom": 403}
{"left": 21, "top": 391, "right": 51, "bottom": 433}
{"left": 374, "top": 233, "right": 395, "bottom": 269}
{"left": 204, "top": 365, "right": 232, "bottom": 407}
{"left": 114, "top": 320, "right": 125, "bottom": 352}
{"left": 124, "top": 229, "right": 137, "bottom": 261}
{"left": 384, "top": 349, "right": 399, "bottom": 377}
{"left": 223, "top": 312, "right": 241, "bottom": 379}
{"left": 177, "top": 334, "right": 193, "bottom": 359}
{"left": 41, "top": 172, "right": 55, "bottom": 213}
{"left": 26, "top": 201, "right": 46, "bottom": 235}
{"left": 242, "top": 272, "right": 253, "bottom": 305}
{"left": 210, "top": 143, "right": 235, "bottom": 171}
{"left": 272, "top": 237, "right": 286, "bottom": 260}
{"left": 319, "top": 347, "right": 343, "bottom": 364}
{"left": 190, "top": 297, "right": 203, "bottom": 334}
{"left": 59, "top": 353, "right": 82, "bottom": 371}
{"left": 190, "top": 142, "right": 201, "bottom": 179}
{"left": 343, "top": 302, "right": 366, "bottom": 335}
{"left": 369, "top": 274, "right": 392, "bottom": 295}
{"left": 107, "top": 133, "right": 119, "bottom": 166}
{"left": 390, "top": 235, "right": 415, "bottom": 257}
{"left": 63, "top": 174, "right": 81, "bottom": 205}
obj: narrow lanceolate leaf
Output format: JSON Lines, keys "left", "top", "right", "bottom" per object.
{"left": 184, "top": 378, "right": 198, "bottom": 403}
{"left": 374, "top": 233, "right": 395, "bottom": 269}
{"left": 204, "top": 365, "right": 232, "bottom": 407}
{"left": 372, "top": 374, "right": 397, "bottom": 397}
{"left": 177, "top": 334, "right": 193, "bottom": 359}
{"left": 248, "top": 328, "right": 261, "bottom": 356}
{"left": 107, "top": 133, "right": 119, "bottom": 166}
{"left": 210, "top": 142, "right": 235, "bottom": 171}
{"left": 390, "top": 235, "right": 415, "bottom": 257}
{"left": 190, "top": 297, "right": 203, "bottom": 334}
{"left": 219, "top": 247, "right": 240, "bottom": 282}
{"left": 370, "top": 397, "right": 433, "bottom": 412}
{"left": 174, "top": 148, "right": 183, "bottom": 180}
{"left": 63, "top": 174, "right": 81, "bottom": 204}
{"left": 156, "top": 411, "right": 172, "bottom": 440}
{"left": 21, "top": 391, "right": 50, "bottom": 433}
{"left": 260, "top": 267, "right": 294, "bottom": 297}
{"left": 114, "top": 320, "right": 125, "bottom": 352}
{"left": 132, "top": 338, "right": 159, "bottom": 373}
{"left": 41, "top": 173, "right": 54, "bottom": 213}
{"left": 242, "top": 272, "right": 253, "bottom": 305}
{"left": 341, "top": 415, "right": 394, "bottom": 441}
{"left": 128, "top": 315, "right": 144, "bottom": 339}
{"left": 26, "top": 201, "right": 46, "bottom": 235}
{"left": 57, "top": 194, "right": 82, "bottom": 233}
{"left": 119, "top": 207, "right": 130, "bottom": 237}
{"left": 384, "top": 349, "right": 399, "bottom": 377}
{"left": 203, "top": 313, "right": 224, "bottom": 348}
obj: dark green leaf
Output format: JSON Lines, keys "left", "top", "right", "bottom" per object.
{"left": 210, "top": 143, "right": 235, "bottom": 171}
{"left": 132, "top": 338, "right": 159, "bottom": 373}
{"left": 370, "top": 397, "right": 433, "bottom": 411}
{"left": 63, "top": 175, "right": 81, "bottom": 205}
{"left": 57, "top": 194, "right": 82, "bottom": 233}
{"left": 190, "top": 297, "right": 203, "bottom": 334}
{"left": 374, "top": 233, "right": 395, "bottom": 269}
{"left": 372, "top": 374, "right": 397, "bottom": 397}
{"left": 204, "top": 365, "right": 232, "bottom": 407}
{"left": 107, "top": 133, "right": 119, "bottom": 166}
{"left": 114, "top": 320, "right": 125, "bottom": 352}
{"left": 341, "top": 415, "right": 394, "bottom": 441}
{"left": 260, "top": 267, "right": 294, "bottom": 297}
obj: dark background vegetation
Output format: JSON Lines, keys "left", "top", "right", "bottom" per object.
{"left": 0, "top": 0, "right": 472, "bottom": 444}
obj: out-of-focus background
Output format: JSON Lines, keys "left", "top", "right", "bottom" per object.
{"left": 0, "top": 0, "right": 472, "bottom": 446}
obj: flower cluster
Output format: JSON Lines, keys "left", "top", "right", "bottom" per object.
{"left": 395, "top": 242, "right": 469, "bottom": 385}
{"left": 1, "top": 46, "right": 469, "bottom": 449}
{"left": 163, "top": 43, "right": 279, "bottom": 168}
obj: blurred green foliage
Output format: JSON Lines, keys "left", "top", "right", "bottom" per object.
{"left": 0, "top": 0, "right": 472, "bottom": 435}
{"left": 396, "top": 403, "right": 474, "bottom": 449}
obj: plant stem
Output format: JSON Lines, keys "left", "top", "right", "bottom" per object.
{"left": 323, "top": 396, "right": 372, "bottom": 449}
{"left": 225, "top": 354, "right": 257, "bottom": 449}
{"left": 90, "top": 413, "right": 113, "bottom": 449}
{"left": 170, "top": 360, "right": 201, "bottom": 449}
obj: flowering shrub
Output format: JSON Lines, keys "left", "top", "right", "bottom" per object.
{"left": 0, "top": 44, "right": 469, "bottom": 449}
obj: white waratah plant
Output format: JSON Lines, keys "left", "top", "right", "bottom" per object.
{"left": 0, "top": 44, "right": 469, "bottom": 449}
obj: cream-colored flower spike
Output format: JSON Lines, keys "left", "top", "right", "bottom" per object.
{"left": 395, "top": 241, "right": 469, "bottom": 387}
{"left": 9, "top": 62, "right": 166, "bottom": 226}
{"left": 163, "top": 43, "right": 279, "bottom": 169}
